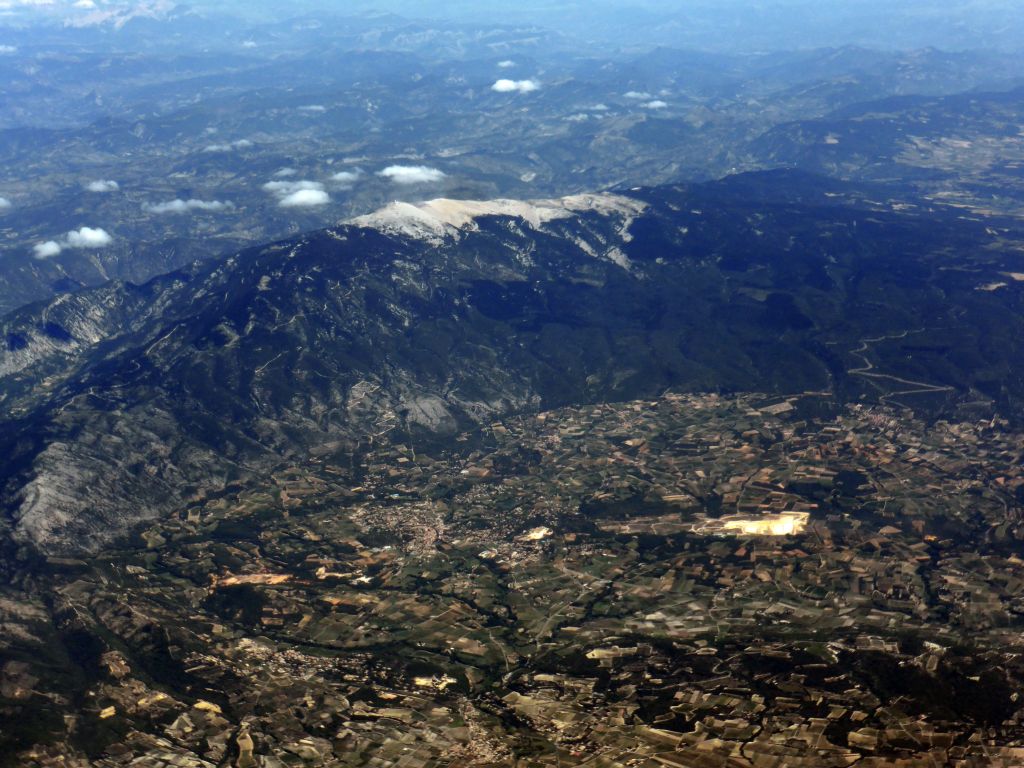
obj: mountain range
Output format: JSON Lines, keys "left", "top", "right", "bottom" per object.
{"left": 3, "top": 169, "right": 1023, "bottom": 561}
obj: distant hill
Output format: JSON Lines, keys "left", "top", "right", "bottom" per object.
{"left": 749, "top": 86, "right": 1024, "bottom": 215}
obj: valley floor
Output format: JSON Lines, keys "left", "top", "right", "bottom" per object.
{"left": 5, "top": 391, "right": 1024, "bottom": 766}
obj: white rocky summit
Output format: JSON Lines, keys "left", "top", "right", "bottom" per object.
{"left": 349, "top": 193, "right": 647, "bottom": 241}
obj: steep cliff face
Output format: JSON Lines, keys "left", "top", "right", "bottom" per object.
{"left": 2, "top": 172, "right": 1023, "bottom": 555}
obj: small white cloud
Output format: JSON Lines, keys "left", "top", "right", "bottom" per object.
{"left": 242, "top": 40, "right": 257, "bottom": 48}
{"left": 298, "top": 104, "right": 326, "bottom": 113}
{"left": 492, "top": 79, "right": 539, "bottom": 94}
{"left": 262, "top": 179, "right": 330, "bottom": 208}
{"left": 73, "top": 0, "right": 96, "bottom": 8}
{"left": 377, "top": 165, "right": 446, "bottom": 185}
{"left": 0, "top": 45, "right": 16, "bottom": 55}
{"left": 65, "top": 227, "right": 113, "bottom": 248}
{"left": 565, "top": 113, "right": 589, "bottom": 122}
{"left": 34, "top": 226, "right": 113, "bottom": 258}
{"left": 144, "top": 199, "right": 234, "bottom": 214}
{"left": 497, "top": 60, "right": 515, "bottom": 68}
{"left": 34, "top": 241, "right": 62, "bottom": 259}
{"left": 624, "top": 91, "right": 651, "bottom": 99}
{"left": 331, "top": 170, "right": 360, "bottom": 187}
{"left": 642, "top": 100, "right": 668, "bottom": 109}
{"left": 590, "top": 103, "right": 609, "bottom": 111}
{"left": 203, "top": 139, "right": 253, "bottom": 153}
{"left": 273, "top": 168, "right": 297, "bottom": 177}
{"left": 262, "top": 180, "right": 324, "bottom": 195}
{"left": 279, "top": 189, "right": 330, "bottom": 208}
{"left": 86, "top": 179, "right": 119, "bottom": 193}
{"left": 0, "top": 197, "right": 10, "bottom": 209}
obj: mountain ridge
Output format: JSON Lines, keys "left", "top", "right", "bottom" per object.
{"left": 3, "top": 170, "right": 1024, "bottom": 557}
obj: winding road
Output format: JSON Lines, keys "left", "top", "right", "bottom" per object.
{"left": 847, "top": 330, "right": 955, "bottom": 406}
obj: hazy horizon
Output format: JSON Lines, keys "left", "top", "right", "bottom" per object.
{"left": 2, "top": 0, "right": 1024, "bottom": 53}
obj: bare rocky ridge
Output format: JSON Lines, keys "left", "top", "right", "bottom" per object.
{"left": 350, "top": 193, "right": 646, "bottom": 243}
